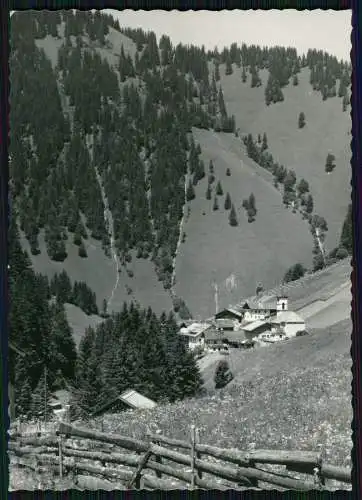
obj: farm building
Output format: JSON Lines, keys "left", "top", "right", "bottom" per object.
{"left": 214, "top": 307, "right": 244, "bottom": 322}
{"left": 213, "top": 318, "right": 238, "bottom": 331}
{"left": 178, "top": 322, "right": 212, "bottom": 350}
{"left": 270, "top": 311, "right": 306, "bottom": 338}
{"left": 202, "top": 327, "right": 226, "bottom": 349}
{"left": 240, "top": 300, "right": 276, "bottom": 322}
{"left": 242, "top": 319, "right": 272, "bottom": 339}
{"left": 92, "top": 389, "right": 157, "bottom": 416}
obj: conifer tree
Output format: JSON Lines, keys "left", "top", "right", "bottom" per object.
{"left": 241, "top": 66, "right": 247, "bottom": 83}
{"left": 298, "top": 111, "right": 306, "bottom": 129}
{"left": 225, "top": 56, "right": 233, "bottom": 75}
{"left": 214, "top": 61, "right": 220, "bottom": 81}
{"left": 261, "top": 132, "right": 268, "bottom": 152}
{"left": 213, "top": 196, "right": 219, "bottom": 211}
{"left": 229, "top": 203, "right": 238, "bottom": 226}
{"left": 224, "top": 192, "right": 232, "bottom": 210}
{"left": 78, "top": 241, "right": 88, "bottom": 258}
{"left": 206, "top": 184, "right": 212, "bottom": 200}
{"left": 305, "top": 194, "right": 314, "bottom": 214}
{"left": 325, "top": 153, "right": 336, "bottom": 173}
{"left": 186, "top": 179, "right": 196, "bottom": 201}
{"left": 216, "top": 180, "right": 223, "bottom": 196}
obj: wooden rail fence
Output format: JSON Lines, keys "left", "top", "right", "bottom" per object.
{"left": 8, "top": 422, "right": 351, "bottom": 490}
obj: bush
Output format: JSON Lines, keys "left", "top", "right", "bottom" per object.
{"left": 296, "top": 330, "right": 309, "bottom": 337}
{"left": 214, "top": 360, "right": 233, "bottom": 389}
{"left": 78, "top": 243, "right": 87, "bottom": 258}
{"left": 284, "top": 263, "right": 306, "bottom": 283}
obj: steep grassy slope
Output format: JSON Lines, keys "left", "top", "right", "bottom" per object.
{"left": 24, "top": 23, "right": 351, "bottom": 324}
{"left": 20, "top": 229, "right": 173, "bottom": 317}
{"left": 219, "top": 64, "right": 351, "bottom": 251}
{"left": 175, "top": 128, "right": 314, "bottom": 319}
{"left": 248, "top": 257, "right": 351, "bottom": 329}
{"left": 63, "top": 303, "right": 104, "bottom": 347}
{"left": 85, "top": 317, "right": 351, "bottom": 487}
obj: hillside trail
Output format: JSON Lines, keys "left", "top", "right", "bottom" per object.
{"left": 170, "top": 171, "right": 189, "bottom": 298}
{"left": 86, "top": 133, "right": 121, "bottom": 314}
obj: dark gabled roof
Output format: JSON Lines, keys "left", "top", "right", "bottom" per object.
{"left": 92, "top": 389, "right": 156, "bottom": 416}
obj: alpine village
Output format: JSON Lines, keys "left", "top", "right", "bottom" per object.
{"left": 8, "top": 10, "right": 352, "bottom": 491}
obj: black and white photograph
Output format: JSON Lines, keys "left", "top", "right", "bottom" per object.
{"left": 8, "top": 8, "right": 353, "bottom": 491}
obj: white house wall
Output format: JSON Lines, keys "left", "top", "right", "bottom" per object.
{"left": 283, "top": 323, "right": 305, "bottom": 338}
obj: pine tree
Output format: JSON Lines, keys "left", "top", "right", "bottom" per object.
{"left": 342, "top": 92, "right": 349, "bottom": 112}
{"left": 298, "top": 111, "right": 306, "bottom": 129}
{"left": 297, "top": 178, "right": 309, "bottom": 196}
{"left": 226, "top": 167, "right": 231, "bottom": 176}
{"left": 30, "top": 368, "right": 52, "bottom": 420}
{"left": 218, "top": 87, "right": 227, "bottom": 117}
{"left": 206, "top": 185, "right": 212, "bottom": 200}
{"left": 213, "top": 196, "right": 219, "bottom": 211}
{"left": 340, "top": 204, "right": 352, "bottom": 254}
{"left": 325, "top": 153, "right": 336, "bottom": 173}
{"left": 78, "top": 241, "right": 88, "bottom": 258}
{"left": 214, "top": 62, "right": 220, "bottom": 82}
{"left": 261, "top": 132, "right": 268, "bottom": 152}
{"left": 225, "top": 56, "right": 233, "bottom": 75}
{"left": 186, "top": 179, "right": 196, "bottom": 201}
{"left": 229, "top": 204, "right": 238, "bottom": 226}
{"left": 216, "top": 180, "right": 223, "bottom": 196}
{"left": 241, "top": 66, "right": 247, "bottom": 83}
{"left": 224, "top": 192, "right": 232, "bottom": 210}
{"left": 305, "top": 194, "right": 314, "bottom": 214}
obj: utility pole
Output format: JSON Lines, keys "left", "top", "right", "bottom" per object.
{"left": 44, "top": 366, "right": 48, "bottom": 427}
{"left": 214, "top": 282, "right": 219, "bottom": 315}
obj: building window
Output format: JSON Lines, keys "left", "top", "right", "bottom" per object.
{"left": 282, "top": 303, "right": 285, "bottom": 310}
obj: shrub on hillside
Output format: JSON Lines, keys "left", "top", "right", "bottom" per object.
{"left": 284, "top": 263, "right": 306, "bottom": 283}
{"left": 78, "top": 242, "right": 87, "bottom": 258}
{"left": 298, "top": 112, "right": 305, "bottom": 129}
{"left": 214, "top": 360, "right": 233, "bottom": 389}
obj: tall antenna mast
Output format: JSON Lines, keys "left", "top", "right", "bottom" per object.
{"left": 214, "top": 282, "right": 219, "bottom": 315}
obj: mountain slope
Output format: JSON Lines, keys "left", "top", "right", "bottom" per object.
{"left": 219, "top": 64, "right": 351, "bottom": 250}
{"left": 10, "top": 11, "right": 352, "bottom": 326}
{"left": 175, "top": 128, "right": 314, "bottom": 318}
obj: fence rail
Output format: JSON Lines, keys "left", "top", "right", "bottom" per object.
{"left": 8, "top": 422, "right": 351, "bottom": 491}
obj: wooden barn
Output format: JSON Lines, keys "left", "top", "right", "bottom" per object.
{"left": 92, "top": 389, "right": 157, "bottom": 416}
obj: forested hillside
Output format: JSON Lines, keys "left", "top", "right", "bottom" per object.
{"left": 9, "top": 10, "right": 352, "bottom": 417}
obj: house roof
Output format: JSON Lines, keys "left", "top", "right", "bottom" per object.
{"left": 204, "top": 328, "right": 225, "bottom": 341}
{"left": 179, "top": 322, "right": 211, "bottom": 336}
{"left": 120, "top": 389, "right": 157, "bottom": 409}
{"left": 214, "top": 318, "right": 236, "bottom": 329}
{"left": 215, "top": 307, "right": 243, "bottom": 319}
{"left": 239, "top": 299, "right": 276, "bottom": 311}
{"left": 223, "top": 330, "right": 247, "bottom": 342}
{"left": 271, "top": 311, "right": 305, "bottom": 324}
{"left": 243, "top": 319, "right": 271, "bottom": 332}
{"left": 92, "top": 389, "right": 157, "bottom": 416}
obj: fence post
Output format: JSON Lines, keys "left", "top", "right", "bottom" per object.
{"left": 154, "top": 438, "right": 162, "bottom": 479}
{"left": 195, "top": 428, "right": 202, "bottom": 480}
{"left": 58, "top": 434, "right": 63, "bottom": 479}
{"left": 313, "top": 466, "right": 325, "bottom": 489}
{"left": 190, "top": 425, "right": 196, "bottom": 489}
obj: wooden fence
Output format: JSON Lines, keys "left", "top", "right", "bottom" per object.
{"left": 8, "top": 422, "right": 351, "bottom": 490}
